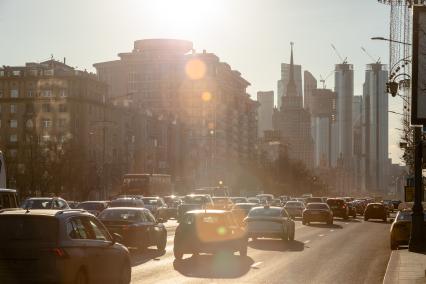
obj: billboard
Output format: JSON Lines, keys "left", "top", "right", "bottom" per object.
{"left": 412, "top": 6, "right": 426, "bottom": 124}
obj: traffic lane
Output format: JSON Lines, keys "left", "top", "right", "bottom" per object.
{"left": 239, "top": 218, "right": 391, "bottom": 284}
{"left": 130, "top": 217, "right": 383, "bottom": 283}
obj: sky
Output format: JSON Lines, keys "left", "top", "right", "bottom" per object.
{"left": 0, "top": 0, "right": 404, "bottom": 164}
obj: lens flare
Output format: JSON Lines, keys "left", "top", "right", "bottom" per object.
{"left": 217, "top": 226, "right": 227, "bottom": 235}
{"left": 201, "top": 91, "right": 212, "bottom": 102}
{"left": 185, "top": 59, "right": 206, "bottom": 80}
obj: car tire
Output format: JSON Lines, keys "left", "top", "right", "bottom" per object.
{"left": 327, "top": 219, "right": 333, "bottom": 225}
{"left": 302, "top": 219, "right": 306, "bottom": 225}
{"left": 239, "top": 246, "right": 247, "bottom": 257}
{"left": 118, "top": 262, "right": 131, "bottom": 284}
{"left": 364, "top": 217, "right": 368, "bottom": 221}
{"left": 288, "top": 229, "right": 295, "bottom": 241}
{"left": 343, "top": 214, "right": 349, "bottom": 220}
{"left": 174, "top": 247, "right": 183, "bottom": 260}
{"left": 74, "top": 268, "right": 88, "bottom": 284}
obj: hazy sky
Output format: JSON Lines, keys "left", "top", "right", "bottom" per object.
{"left": 0, "top": 0, "right": 404, "bottom": 163}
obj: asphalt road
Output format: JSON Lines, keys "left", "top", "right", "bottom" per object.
{"left": 130, "top": 217, "right": 392, "bottom": 284}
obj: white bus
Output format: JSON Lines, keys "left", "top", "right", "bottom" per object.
{"left": 0, "top": 151, "right": 6, "bottom": 188}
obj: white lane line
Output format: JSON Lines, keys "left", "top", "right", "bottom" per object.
{"left": 318, "top": 234, "right": 325, "bottom": 237}
{"left": 345, "top": 223, "right": 349, "bottom": 225}
{"left": 330, "top": 229, "right": 334, "bottom": 232}
{"left": 251, "top": 262, "right": 262, "bottom": 269}
{"left": 304, "top": 240, "right": 311, "bottom": 244}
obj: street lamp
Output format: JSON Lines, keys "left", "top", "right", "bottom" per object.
{"left": 371, "top": 36, "right": 412, "bottom": 46}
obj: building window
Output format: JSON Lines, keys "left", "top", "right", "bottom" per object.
{"left": 42, "top": 135, "right": 50, "bottom": 142}
{"left": 41, "top": 90, "right": 52, "bottom": 97}
{"left": 42, "top": 103, "right": 51, "bottom": 112}
{"left": 0, "top": 120, "right": 2, "bottom": 128}
{"left": 0, "top": 71, "right": 4, "bottom": 77}
{"left": 12, "top": 70, "right": 20, "bottom": 76}
{"left": 9, "top": 149, "right": 17, "bottom": 158}
{"left": 27, "top": 90, "right": 34, "bottom": 97}
{"left": 0, "top": 90, "right": 3, "bottom": 97}
{"left": 10, "top": 104, "right": 16, "bottom": 113}
{"left": 10, "top": 89, "right": 18, "bottom": 98}
{"left": 60, "top": 90, "right": 67, "bottom": 97}
{"left": 59, "top": 104, "right": 67, "bottom": 112}
{"left": 58, "top": 119, "right": 67, "bottom": 128}
{"left": 42, "top": 119, "right": 52, "bottom": 128}
{"left": 10, "top": 134, "right": 17, "bottom": 142}
{"left": 9, "top": 120, "right": 17, "bottom": 128}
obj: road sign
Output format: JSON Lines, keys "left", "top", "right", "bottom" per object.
{"left": 405, "top": 186, "right": 414, "bottom": 202}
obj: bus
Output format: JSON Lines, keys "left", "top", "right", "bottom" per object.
{"left": 121, "top": 174, "right": 172, "bottom": 197}
{"left": 0, "top": 151, "right": 6, "bottom": 188}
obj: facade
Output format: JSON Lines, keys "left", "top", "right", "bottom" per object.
{"left": 273, "top": 43, "right": 314, "bottom": 169}
{"left": 310, "top": 88, "right": 336, "bottom": 168}
{"left": 0, "top": 60, "right": 183, "bottom": 199}
{"left": 334, "top": 63, "right": 354, "bottom": 168}
{"left": 304, "top": 71, "right": 317, "bottom": 110}
{"left": 257, "top": 91, "right": 274, "bottom": 137}
{"left": 277, "top": 63, "right": 302, "bottom": 109}
{"left": 94, "top": 39, "right": 258, "bottom": 189}
{"left": 361, "top": 63, "right": 389, "bottom": 194}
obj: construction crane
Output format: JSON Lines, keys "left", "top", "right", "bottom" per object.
{"left": 361, "top": 47, "right": 381, "bottom": 64}
{"left": 319, "top": 70, "right": 334, "bottom": 89}
{"left": 331, "top": 44, "right": 348, "bottom": 64}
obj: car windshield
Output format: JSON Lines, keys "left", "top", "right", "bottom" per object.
{"left": 183, "top": 196, "right": 208, "bottom": 204}
{"left": 0, "top": 216, "right": 58, "bottom": 242}
{"left": 307, "top": 203, "right": 329, "bottom": 210}
{"left": 21, "top": 199, "right": 52, "bottom": 209}
{"left": 285, "top": 202, "right": 302, "bottom": 208}
{"left": 99, "top": 209, "right": 141, "bottom": 221}
{"left": 77, "top": 202, "right": 104, "bottom": 210}
{"left": 248, "top": 207, "right": 282, "bottom": 217}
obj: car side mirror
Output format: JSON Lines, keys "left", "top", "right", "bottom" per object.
{"left": 157, "top": 218, "right": 165, "bottom": 223}
{"left": 112, "top": 233, "right": 123, "bottom": 244}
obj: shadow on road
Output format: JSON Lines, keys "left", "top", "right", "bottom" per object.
{"left": 306, "top": 223, "right": 343, "bottom": 229}
{"left": 365, "top": 219, "right": 391, "bottom": 224}
{"left": 248, "top": 239, "right": 305, "bottom": 252}
{"left": 173, "top": 254, "right": 254, "bottom": 278}
{"left": 130, "top": 248, "right": 167, "bottom": 267}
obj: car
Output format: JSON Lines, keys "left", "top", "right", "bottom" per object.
{"left": 302, "top": 203, "right": 333, "bottom": 225}
{"left": 270, "top": 198, "right": 283, "bottom": 207}
{"left": 390, "top": 210, "right": 426, "bottom": 250}
{"left": 141, "top": 197, "right": 168, "bottom": 220}
{"left": 0, "top": 188, "right": 19, "bottom": 209}
{"left": 364, "top": 203, "right": 388, "bottom": 222}
{"left": 173, "top": 209, "right": 247, "bottom": 259}
{"left": 76, "top": 201, "right": 109, "bottom": 216}
{"left": 353, "top": 200, "right": 367, "bottom": 215}
{"left": 231, "top": 202, "right": 258, "bottom": 225}
{"left": 245, "top": 205, "right": 295, "bottom": 241}
{"left": 163, "top": 195, "right": 182, "bottom": 219}
{"left": 177, "top": 194, "right": 214, "bottom": 222}
{"left": 256, "top": 194, "right": 274, "bottom": 204}
{"left": 21, "top": 197, "right": 70, "bottom": 210}
{"left": 347, "top": 201, "right": 357, "bottom": 218}
{"left": 247, "top": 197, "right": 261, "bottom": 204}
{"left": 279, "top": 195, "right": 290, "bottom": 202}
{"left": 391, "top": 200, "right": 402, "bottom": 210}
{"left": 283, "top": 201, "right": 305, "bottom": 218}
{"left": 383, "top": 200, "right": 394, "bottom": 213}
{"left": 67, "top": 201, "right": 80, "bottom": 209}
{"left": 0, "top": 209, "right": 131, "bottom": 284}
{"left": 326, "top": 198, "right": 349, "bottom": 219}
{"left": 110, "top": 197, "right": 145, "bottom": 208}
{"left": 305, "top": 197, "right": 323, "bottom": 204}
{"left": 99, "top": 207, "right": 167, "bottom": 251}
{"left": 230, "top": 197, "right": 249, "bottom": 204}
{"left": 212, "top": 197, "right": 233, "bottom": 210}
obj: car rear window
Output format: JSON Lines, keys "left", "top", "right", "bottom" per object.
{"left": 0, "top": 216, "right": 58, "bottom": 242}
{"left": 22, "top": 199, "right": 52, "bottom": 209}
{"left": 248, "top": 208, "right": 282, "bottom": 217}
{"left": 110, "top": 200, "right": 142, "bottom": 207}
{"left": 77, "top": 202, "right": 104, "bottom": 210}
{"left": 285, "top": 202, "right": 302, "bottom": 207}
{"left": 183, "top": 196, "right": 208, "bottom": 204}
{"left": 327, "top": 199, "right": 344, "bottom": 206}
{"left": 307, "top": 203, "right": 329, "bottom": 210}
{"left": 99, "top": 209, "right": 141, "bottom": 221}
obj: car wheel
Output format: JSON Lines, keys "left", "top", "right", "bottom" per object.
{"left": 74, "top": 268, "right": 88, "bottom": 284}
{"left": 327, "top": 219, "right": 333, "bottom": 225}
{"left": 239, "top": 246, "right": 247, "bottom": 257}
{"left": 174, "top": 246, "right": 183, "bottom": 260}
{"left": 157, "top": 232, "right": 167, "bottom": 251}
{"left": 302, "top": 219, "right": 306, "bottom": 225}
{"left": 343, "top": 214, "right": 349, "bottom": 220}
{"left": 118, "top": 262, "right": 131, "bottom": 284}
{"left": 288, "top": 229, "right": 295, "bottom": 241}
{"left": 364, "top": 217, "right": 368, "bottom": 221}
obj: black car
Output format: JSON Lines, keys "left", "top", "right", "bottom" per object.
{"left": 364, "top": 203, "right": 387, "bottom": 222}
{"left": 163, "top": 195, "right": 182, "bottom": 219}
{"left": 0, "top": 209, "right": 131, "bottom": 284}
{"left": 326, "top": 198, "right": 349, "bottom": 219}
{"left": 77, "top": 201, "right": 109, "bottom": 216}
{"left": 347, "top": 201, "right": 357, "bottom": 218}
{"left": 173, "top": 209, "right": 247, "bottom": 259}
{"left": 391, "top": 200, "right": 402, "bottom": 210}
{"left": 141, "top": 197, "right": 168, "bottom": 220}
{"left": 302, "top": 203, "right": 333, "bottom": 225}
{"left": 177, "top": 194, "right": 214, "bottom": 222}
{"left": 99, "top": 207, "right": 167, "bottom": 251}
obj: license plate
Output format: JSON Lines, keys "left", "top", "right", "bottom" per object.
{"left": 311, "top": 211, "right": 320, "bottom": 215}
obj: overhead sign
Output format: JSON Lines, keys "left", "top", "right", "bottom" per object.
{"left": 412, "top": 6, "right": 426, "bottom": 124}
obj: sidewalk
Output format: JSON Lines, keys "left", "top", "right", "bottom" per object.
{"left": 383, "top": 249, "right": 426, "bottom": 283}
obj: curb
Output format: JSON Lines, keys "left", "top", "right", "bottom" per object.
{"left": 383, "top": 250, "right": 399, "bottom": 284}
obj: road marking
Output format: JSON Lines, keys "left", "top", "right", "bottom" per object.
{"left": 251, "top": 262, "right": 262, "bottom": 269}
{"left": 345, "top": 223, "right": 349, "bottom": 225}
{"left": 330, "top": 229, "right": 334, "bottom": 232}
{"left": 304, "top": 240, "right": 311, "bottom": 244}
{"left": 318, "top": 234, "right": 325, "bottom": 237}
